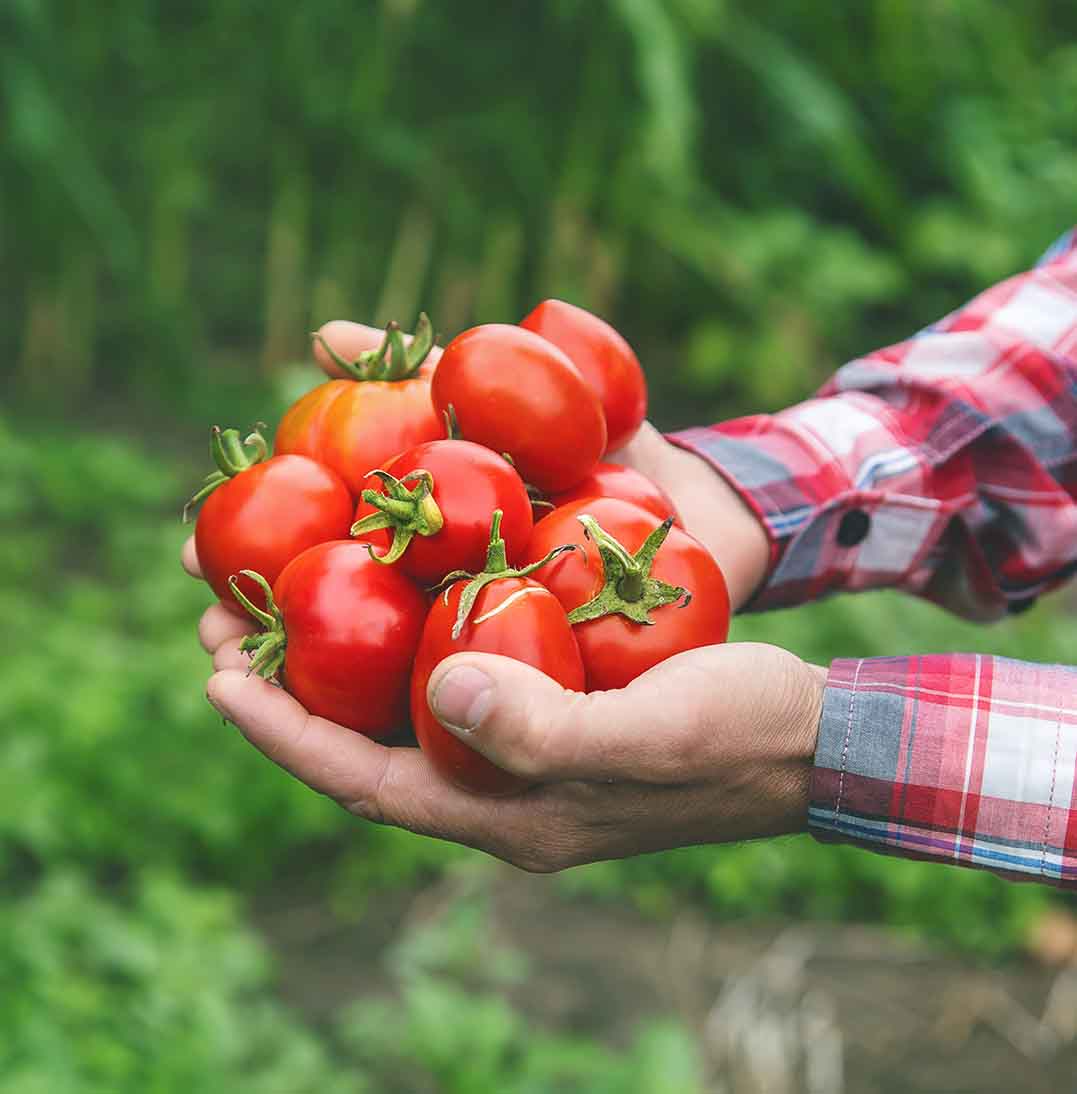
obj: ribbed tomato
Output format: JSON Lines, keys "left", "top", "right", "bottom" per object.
{"left": 524, "top": 498, "right": 730, "bottom": 692}
{"left": 275, "top": 316, "right": 442, "bottom": 497}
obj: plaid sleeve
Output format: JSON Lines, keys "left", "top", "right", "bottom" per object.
{"left": 670, "top": 228, "right": 1077, "bottom": 618}
{"left": 809, "top": 655, "right": 1077, "bottom": 887}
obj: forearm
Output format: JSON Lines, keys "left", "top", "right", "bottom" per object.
{"left": 671, "top": 226, "right": 1077, "bottom": 618}
{"left": 809, "top": 653, "right": 1077, "bottom": 886}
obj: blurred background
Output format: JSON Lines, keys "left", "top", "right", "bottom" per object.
{"left": 3, "top": 1, "right": 1077, "bottom": 1090}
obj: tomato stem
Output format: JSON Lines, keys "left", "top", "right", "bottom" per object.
{"left": 566, "top": 515, "right": 690, "bottom": 626}
{"left": 443, "top": 404, "right": 462, "bottom": 440}
{"left": 183, "top": 425, "right": 269, "bottom": 522}
{"left": 228, "top": 570, "right": 287, "bottom": 679}
{"left": 351, "top": 468, "right": 445, "bottom": 566}
{"left": 313, "top": 313, "right": 434, "bottom": 383}
{"left": 430, "top": 510, "right": 576, "bottom": 639}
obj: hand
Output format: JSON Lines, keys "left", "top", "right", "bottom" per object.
{"left": 307, "top": 320, "right": 771, "bottom": 609}
{"left": 196, "top": 594, "right": 824, "bottom": 871}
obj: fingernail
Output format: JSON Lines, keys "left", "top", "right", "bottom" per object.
{"left": 431, "top": 666, "right": 493, "bottom": 734}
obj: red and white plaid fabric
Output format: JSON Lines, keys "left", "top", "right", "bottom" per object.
{"left": 811, "top": 655, "right": 1077, "bottom": 886}
{"left": 671, "top": 229, "right": 1077, "bottom": 883}
{"left": 672, "top": 227, "right": 1077, "bottom": 620}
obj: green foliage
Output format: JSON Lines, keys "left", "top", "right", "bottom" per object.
{"left": 5, "top": 2, "right": 1077, "bottom": 1083}
{"left": 0, "top": 870, "right": 364, "bottom": 1094}
{"left": 338, "top": 889, "right": 704, "bottom": 1094}
{"left": 5, "top": 2, "right": 1076, "bottom": 424}
{"left": 0, "top": 419, "right": 350, "bottom": 877}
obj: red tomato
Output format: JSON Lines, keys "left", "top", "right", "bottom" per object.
{"left": 549, "top": 462, "right": 679, "bottom": 525}
{"left": 524, "top": 498, "right": 730, "bottom": 692}
{"left": 410, "top": 513, "right": 585, "bottom": 795}
{"left": 189, "top": 427, "right": 353, "bottom": 616}
{"left": 275, "top": 317, "right": 442, "bottom": 497}
{"left": 353, "top": 439, "right": 533, "bottom": 585}
{"left": 232, "top": 542, "right": 427, "bottom": 739}
{"left": 520, "top": 299, "right": 647, "bottom": 453}
{"left": 430, "top": 324, "right": 606, "bottom": 494}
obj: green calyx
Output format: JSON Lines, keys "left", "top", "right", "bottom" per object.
{"left": 432, "top": 509, "right": 575, "bottom": 640}
{"left": 313, "top": 313, "right": 435, "bottom": 383}
{"left": 183, "top": 425, "right": 269, "bottom": 522}
{"left": 228, "top": 570, "right": 287, "bottom": 680}
{"left": 351, "top": 469, "right": 445, "bottom": 565}
{"left": 566, "top": 515, "right": 690, "bottom": 626}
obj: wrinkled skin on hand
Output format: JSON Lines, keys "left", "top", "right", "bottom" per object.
{"left": 181, "top": 320, "right": 821, "bottom": 872}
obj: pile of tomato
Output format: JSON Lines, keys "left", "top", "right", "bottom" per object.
{"left": 189, "top": 300, "right": 730, "bottom": 795}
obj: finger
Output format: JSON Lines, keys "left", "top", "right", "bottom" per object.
{"left": 181, "top": 535, "right": 202, "bottom": 578}
{"left": 313, "top": 319, "right": 443, "bottom": 379}
{"left": 213, "top": 638, "right": 251, "bottom": 672}
{"left": 198, "top": 602, "right": 254, "bottom": 655}
{"left": 206, "top": 669, "right": 507, "bottom": 848}
{"left": 425, "top": 648, "right": 736, "bottom": 784}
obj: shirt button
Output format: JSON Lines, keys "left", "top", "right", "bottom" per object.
{"left": 837, "top": 509, "right": 870, "bottom": 547}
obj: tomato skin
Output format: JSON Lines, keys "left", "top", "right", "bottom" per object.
{"left": 411, "top": 577, "right": 585, "bottom": 795}
{"left": 195, "top": 455, "right": 354, "bottom": 616}
{"left": 520, "top": 300, "right": 647, "bottom": 453}
{"left": 275, "top": 365, "right": 441, "bottom": 497}
{"left": 430, "top": 324, "right": 606, "bottom": 494}
{"left": 354, "top": 440, "right": 533, "bottom": 585}
{"left": 524, "top": 498, "right": 730, "bottom": 692}
{"left": 272, "top": 541, "right": 427, "bottom": 738}
{"left": 549, "top": 462, "right": 679, "bottom": 525}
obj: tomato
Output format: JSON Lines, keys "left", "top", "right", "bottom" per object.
{"left": 231, "top": 542, "right": 427, "bottom": 739}
{"left": 352, "top": 439, "right": 533, "bottom": 585}
{"left": 520, "top": 299, "right": 647, "bottom": 453}
{"left": 430, "top": 323, "right": 606, "bottom": 494}
{"left": 410, "top": 512, "right": 585, "bottom": 795}
{"left": 275, "top": 316, "right": 442, "bottom": 497}
{"left": 549, "top": 462, "right": 679, "bottom": 525}
{"left": 188, "top": 426, "right": 354, "bottom": 616}
{"left": 524, "top": 498, "right": 730, "bottom": 692}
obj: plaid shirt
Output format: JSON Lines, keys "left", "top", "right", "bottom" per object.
{"left": 672, "top": 228, "right": 1077, "bottom": 885}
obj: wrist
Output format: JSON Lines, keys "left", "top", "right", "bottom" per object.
{"left": 656, "top": 436, "right": 770, "bottom": 609}
{"left": 767, "top": 658, "right": 826, "bottom": 837}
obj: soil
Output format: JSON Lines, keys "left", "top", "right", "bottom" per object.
{"left": 254, "top": 855, "right": 1077, "bottom": 1093}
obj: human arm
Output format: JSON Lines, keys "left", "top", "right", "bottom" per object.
{"left": 810, "top": 653, "right": 1077, "bottom": 886}
{"left": 195, "top": 589, "right": 1077, "bottom": 886}
{"left": 671, "top": 227, "right": 1077, "bottom": 618}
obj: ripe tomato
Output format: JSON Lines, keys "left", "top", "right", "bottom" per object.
{"left": 524, "top": 498, "right": 730, "bottom": 692}
{"left": 520, "top": 299, "right": 647, "bottom": 453}
{"left": 430, "top": 323, "right": 606, "bottom": 494}
{"left": 410, "top": 512, "right": 585, "bottom": 795}
{"left": 188, "top": 427, "right": 353, "bottom": 616}
{"left": 352, "top": 439, "right": 533, "bottom": 585}
{"left": 275, "top": 316, "right": 442, "bottom": 497}
{"left": 231, "top": 542, "right": 427, "bottom": 739}
{"left": 549, "top": 462, "right": 679, "bottom": 525}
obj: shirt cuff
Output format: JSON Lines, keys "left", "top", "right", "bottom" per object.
{"left": 668, "top": 407, "right": 961, "bottom": 613}
{"left": 809, "top": 655, "right": 1077, "bottom": 887}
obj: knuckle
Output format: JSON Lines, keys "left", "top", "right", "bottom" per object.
{"left": 516, "top": 688, "right": 599, "bottom": 779}
{"left": 340, "top": 751, "right": 392, "bottom": 826}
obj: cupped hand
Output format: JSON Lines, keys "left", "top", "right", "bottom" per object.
{"left": 197, "top": 595, "right": 824, "bottom": 871}
{"left": 308, "top": 320, "right": 770, "bottom": 609}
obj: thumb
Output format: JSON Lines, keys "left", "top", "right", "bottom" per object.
{"left": 426, "top": 652, "right": 685, "bottom": 783}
